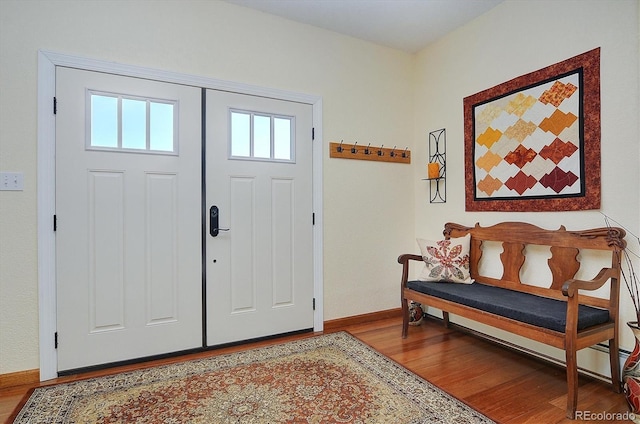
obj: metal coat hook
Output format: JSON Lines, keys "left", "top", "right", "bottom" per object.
{"left": 364, "top": 143, "right": 371, "bottom": 155}
{"left": 351, "top": 142, "right": 358, "bottom": 154}
{"left": 390, "top": 145, "right": 397, "bottom": 157}
{"left": 337, "top": 140, "right": 344, "bottom": 152}
{"left": 377, "top": 144, "right": 384, "bottom": 156}
{"left": 402, "top": 147, "right": 409, "bottom": 158}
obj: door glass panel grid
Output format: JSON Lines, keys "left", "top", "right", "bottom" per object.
{"left": 229, "top": 108, "right": 295, "bottom": 163}
{"left": 87, "top": 90, "right": 178, "bottom": 155}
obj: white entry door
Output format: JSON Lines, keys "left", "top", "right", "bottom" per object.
{"left": 206, "top": 90, "right": 314, "bottom": 346}
{"left": 55, "top": 67, "right": 202, "bottom": 371}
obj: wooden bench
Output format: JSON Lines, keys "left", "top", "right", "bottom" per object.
{"left": 399, "top": 222, "right": 625, "bottom": 419}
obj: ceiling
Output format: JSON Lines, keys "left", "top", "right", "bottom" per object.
{"left": 224, "top": 0, "right": 504, "bottom": 53}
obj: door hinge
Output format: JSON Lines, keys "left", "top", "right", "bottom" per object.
{"left": 312, "top": 213, "right": 315, "bottom": 225}
{"left": 312, "top": 127, "right": 315, "bottom": 141}
{"left": 313, "top": 298, "right": 316, "bottom": 310}
{"left": 54, "top": 332, "right": 58, "bottom": 349}
{"left": 53, "top": 97, "right": 57, "bottom": 115}
{"left": 53, "top": 214, "right": 57, "bottom": 231}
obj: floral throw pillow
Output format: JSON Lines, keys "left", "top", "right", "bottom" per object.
{"left": 417, "top": 234, "right": 472, "bottom": 284}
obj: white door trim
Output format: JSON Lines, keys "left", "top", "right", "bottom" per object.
{"left": 37, "top": 49, "right": 324, "bottom": 381}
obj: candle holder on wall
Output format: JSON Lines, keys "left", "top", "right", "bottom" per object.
{"left": 423, "top": 128, "right": 446, "bottom": 203}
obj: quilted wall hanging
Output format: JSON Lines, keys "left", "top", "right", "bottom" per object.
{"left": 464, "top": 48, "right": 601, "bottom": 212}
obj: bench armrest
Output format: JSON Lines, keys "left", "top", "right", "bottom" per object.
{"left": 561, "top": 267, "right": 618, "bottom": 297}
{"left": 398, "top": 254, "right": 423, "bottom": 287}
{"left": 398, "top": 253, "right": 423, "bottom": 265}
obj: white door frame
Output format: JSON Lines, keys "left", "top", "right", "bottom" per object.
{"left": 37, "top": 50, "right": 324, "bottom": 381}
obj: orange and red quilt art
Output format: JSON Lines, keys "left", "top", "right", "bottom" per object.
{"left": 464, "top": 48, "right": 601, "bottom": 211}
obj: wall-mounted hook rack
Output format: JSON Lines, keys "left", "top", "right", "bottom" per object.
{"left": 329, "top": 141, "right": 411, "bottom": 164}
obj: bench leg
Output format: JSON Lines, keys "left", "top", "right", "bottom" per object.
{"left": 442, "top": 311, "right": 450, "bottom": 328}
{"left": 565, "top": 348, "right": 578, "bottom": 419}
{"left": 609, "top": 338, "right": 622, "bottom": 393}
{"left": 401, "top": 298, "right": 409, "bottom": 338}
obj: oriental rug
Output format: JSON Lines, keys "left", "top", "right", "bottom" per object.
{"left": 11, "top": 332, "right": 494, "bottom": 423}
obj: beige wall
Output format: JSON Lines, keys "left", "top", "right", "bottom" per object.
{"left": 0, "top": 0, "right": 415, "bottom": 374}
{"left": 0, "top": 0, "right": 638, "bottom": 379}
{"left": 413, "top": 0, "right": 639, "bottom": 373}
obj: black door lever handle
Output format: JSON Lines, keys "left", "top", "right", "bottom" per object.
{"left": 209, "top": 205, "right": 230, "bottom": 237}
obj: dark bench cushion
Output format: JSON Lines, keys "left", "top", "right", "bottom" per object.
{"left": 406, "top": 281, "right": 610, "bottom": 333}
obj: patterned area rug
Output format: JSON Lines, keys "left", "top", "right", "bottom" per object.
{"left": 12, "top": 332, "right": 494, "bottom": 423}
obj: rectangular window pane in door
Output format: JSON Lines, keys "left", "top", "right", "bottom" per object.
{"left": 274, "top": 117, "right": 292, "bottom": 160}
{"left": 91, "top": 95, "right": 118, "bottom": 148}
{"left": 253, "top": 115, "right": 271, "bottom": 159}
{"left": 150, "top": 102, "right": 174, "bottom": 152}
{"left": 122, "top": 98, "right": 147, "bottom": 150}
{"left": 231, "top": 111, "right": 251, "bottom": 157}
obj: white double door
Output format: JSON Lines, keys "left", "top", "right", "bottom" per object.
{"left": 55, "top": 68, "right": 314, "bottom": 371}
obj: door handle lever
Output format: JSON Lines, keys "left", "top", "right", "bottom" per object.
{"left": 209, "top": 205, "right": 230, "bottom": 237}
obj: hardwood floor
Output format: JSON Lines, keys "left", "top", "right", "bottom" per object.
{"left": 1, "top": 316, "right": 631, "bottom": 423}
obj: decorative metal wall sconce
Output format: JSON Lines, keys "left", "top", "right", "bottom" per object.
{"left": 423, "top": 129, "right": 446, "bottom": 203}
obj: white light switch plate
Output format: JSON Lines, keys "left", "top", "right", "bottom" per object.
{"left": 0, "top": 172, "right": 24, "bottom": 191}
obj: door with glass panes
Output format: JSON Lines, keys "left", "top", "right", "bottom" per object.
{"left": 55, "top": 67, "right": 202, "bottom": 371}
{"left": 205, "top": 90, "right": 314, "bottom": 346}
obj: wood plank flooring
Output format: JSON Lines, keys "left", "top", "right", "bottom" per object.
{"left": 1, "top": 316, "right": 631, "bottom": 423}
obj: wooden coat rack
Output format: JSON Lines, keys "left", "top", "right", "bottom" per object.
{"left": 329, "top": 141, "right": 411, "bottom": 164}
